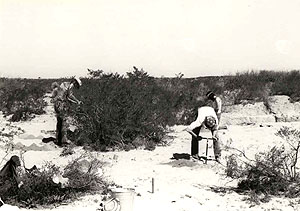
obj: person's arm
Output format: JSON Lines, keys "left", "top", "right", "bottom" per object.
{"left": 66, "top": 89, "right": 81, "bottom": 104}
{"left": 185, "top": 128, "right": 198, "bottom": 138}
{"left": 50, "top": 89, "right": 58, "bottom": 103}
{"left": 215, "top": 97, "right": 222, "bottom": 114}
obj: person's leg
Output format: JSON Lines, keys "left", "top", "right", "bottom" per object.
{"left": 211, "top": 129, "right": 221, "bottom": 159}
{"left": 217, "top": 113, "right": 221, "bottom": 124}
{"left": 191, "top": 127, "right": 201, "bottom": 156}
{"left": 61, "top": 116, "right": 68, "bottom": 145}
{"left": 56, "top": 116, "right": 63, "bottom": 146}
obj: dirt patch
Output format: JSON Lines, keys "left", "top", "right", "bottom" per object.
{"left": 163, "top": 159, "right": 200, "bottom": 168}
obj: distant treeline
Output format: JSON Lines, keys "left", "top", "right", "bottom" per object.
{"left": 157, "top": 70, "right": 300, "bottom": 105}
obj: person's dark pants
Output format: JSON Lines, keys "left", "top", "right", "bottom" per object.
{"left": 191, "top": 126, "right": 221, "bottom": 158}
{"left": 56, "top": 116, "right": 63, "bottom": 146}
{"left": 191, "top": 127, "right": 201, "bottom": 156}
{"left": 217, "top": 113, "right": 221, "bottom": 124}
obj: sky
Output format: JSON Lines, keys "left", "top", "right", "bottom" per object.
{"left": 0, "top": 0, "right": 300, "bottom": 78}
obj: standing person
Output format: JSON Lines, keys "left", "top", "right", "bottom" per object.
{"left": 185, "top": 106, "right": 221, "bottom": 162}
{"left": 206, "top": 91, "right": 222, "bottom": 123}
{"left": 51, "top": 77, "right": 82, "bottom": 146}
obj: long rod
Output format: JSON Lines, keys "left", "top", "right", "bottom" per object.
{"left": 205, "top": 138, "right": 209, "bottom": 164}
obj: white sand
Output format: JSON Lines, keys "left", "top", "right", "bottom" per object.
{"left": 1, "top": 97, "right": 300, "bottom": 210}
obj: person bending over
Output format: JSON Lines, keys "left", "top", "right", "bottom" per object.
{"left": 185, "top": 106, "right": 221, "bottom": 162}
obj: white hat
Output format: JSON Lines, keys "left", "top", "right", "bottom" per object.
{"left": 73, "top": 76, "right": 82, "bottom": 86}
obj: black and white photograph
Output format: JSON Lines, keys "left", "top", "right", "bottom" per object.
{"left": 1, "top": 0, "right": 300, "bottom": 210}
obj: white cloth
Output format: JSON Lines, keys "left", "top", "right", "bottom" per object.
{"left": 187, "top": 106, "right": 218, "bottom": 131}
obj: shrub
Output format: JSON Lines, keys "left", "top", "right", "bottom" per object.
{"left": 2, "top": 158, "right": 108, "bottom": 208}
{"left": 0, "top": 78, "right": 51, "bottom": 121}
{"left": 225, "top": 154, "right": 244, "bottom": 179}
{"left": 225, "top": 127, "right": 300, "bottom": 202}
{"left": 68, "top": 69, "right": 175, "bottom": 151}
{"left": 275, "top": 126, "right": 300, "bottom": 179}
{"left": 236, "top": 146, "right": 289, "bottom": 195}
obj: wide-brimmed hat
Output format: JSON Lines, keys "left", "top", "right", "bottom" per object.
{"left": 73, "top": 76, "right": 82, "bottom": 87}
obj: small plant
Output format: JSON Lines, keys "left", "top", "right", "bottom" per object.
{"left": 225, "top": 127, "right": 300, "bottom": 203}
{"left": 60, "top": 146, "right": 75, "bottom": 157}
{"left": 225, "top": 154, "right": 243, "bottom": 179}
{"left": 276, "top": 126, "right": 300, "bottom": 179}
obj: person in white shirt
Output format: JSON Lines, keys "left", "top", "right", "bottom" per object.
{"left": 206, "top": 91, "right": 222, "bottom": 123}
{"left": 185, "top": 106, "right": 221, "bottom": 162}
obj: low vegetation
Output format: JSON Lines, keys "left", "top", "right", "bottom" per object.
{"left": 1, "top": 155, "right": 109, "bottom": 208}
{"left": 225, "top": 127, "right": 300, "bottom": 204}
{"left": 223, "top": 70, "right": 300, "bottom": 104}
{"left": 0, "top": 78, "right": 53, "bottom": 122}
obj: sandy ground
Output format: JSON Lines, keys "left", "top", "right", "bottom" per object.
{"left": 1, "top": 96, "right": 300, "bottom": 211}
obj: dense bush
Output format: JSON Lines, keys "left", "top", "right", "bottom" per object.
{"left": 0, "top": 78, "right": 52, "bottom": 121}
{"left": 69, "top": 69, "right": 177, "bottom": 151}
